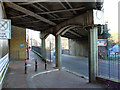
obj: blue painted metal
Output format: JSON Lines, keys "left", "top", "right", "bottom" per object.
{"left": 20, "top": 44, "right": 24, "bottom": 47}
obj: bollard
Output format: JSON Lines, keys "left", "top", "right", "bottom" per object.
{"left": 35, "top": 59, "right": 37, "bottom": 72}
{"left": 45, "top": 59, "right": 47, "bottom": 70}
{"left": 25, "top": 59, "right": 27, "bottom": 74}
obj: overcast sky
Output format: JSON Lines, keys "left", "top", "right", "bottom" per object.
{"left": 104, "top": 0, "right": 120, "bottom": 33}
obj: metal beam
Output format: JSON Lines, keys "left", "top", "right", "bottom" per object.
{"left": 10, "top": 14, "right": 28, "bottom": 19}
{"left": 31, "top": 4, "right": 44, "bottom": 11}
{"left": 31, "top": 4, "right": 56, "bottom": 19}
{"left": 58, "top": 0, "right": 74, "bottom": 15}
{"left": 50, "top": 18, "right": 68, "bottom": 20}
{"left": 43, "top": 10, "right": 93, "bottom": 34}
{"left": 59, "top": 1, "right": 74, "bottom": 15}
{"left": 18, "top": 2, "right": 36, "bottom": 5}
{"left": 6, "top": 2, "right": 56, "bottom": 26}
{"left": 13, "top": 18, "right": 69, "bottom": 25}
{"left": 59, "top": 2, "right": 67, "bottom": 9}
{"left": 37, "top": 3, "right": 59, "bottom": 18}
{"left": 17, "top": 2, "right": 59, "bottom": 18}
{"left": 65, "top": 0, "right": 77, "bottom": 14}
{"left": 9, "top": 7, "right": 85, "bottom": 19}
{"left": 40, "top": 7, "right": 85, "bottom": 14}
{"left": 61, "top": 25, "right": 81, "bottom": 35}
{"left": 68, "top": 30, "right": 82, "bottom": 38}
{"left": 15, "top": 24, "right": 44, "bottom": 28}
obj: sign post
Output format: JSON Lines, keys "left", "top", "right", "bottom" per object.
{"left": 0, "top": 19, "right": 11, "bottom": 39}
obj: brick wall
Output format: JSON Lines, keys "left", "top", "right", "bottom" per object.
{"left": 10, "top": 25, "right": 26, "bottom": 60}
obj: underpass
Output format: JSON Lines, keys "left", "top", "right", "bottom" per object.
{"left": 0, "top": 0, "right": 119, "bottom": 89}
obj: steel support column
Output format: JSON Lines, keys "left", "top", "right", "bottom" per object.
{"left": 41, "top": 38, "right": 46, "bottom": 59}
{"left": 55, "top": 35, "right": 62, "bottom": 69}
{"left": 89, "top": 27, "right": 98, "bottom": 83}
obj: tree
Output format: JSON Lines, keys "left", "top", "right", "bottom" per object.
{"left": 101, "top": 29, "right": 111, "bottom": 39}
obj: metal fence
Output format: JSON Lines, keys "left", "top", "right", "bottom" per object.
{"left": 98, "top": 47, "right": 120, "bottom": 82}
{"left": 0, "top": 54, "right": 9, "bottom": 88}
{"left": 32, "top": 46, "right": 52, "bottom": 60}
{"left": 62, "top": 49, "right": 70, "bottom": 55}
{"left": 32, "top": 46, "right": 42, "bottom": 55}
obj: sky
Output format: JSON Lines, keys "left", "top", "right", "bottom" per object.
{"left": 104, "top": 0, "right": 120, "bottom": 33}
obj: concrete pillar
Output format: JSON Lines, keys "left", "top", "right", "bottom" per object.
{"left": 89, "top": 27, "right": 98, "bottom": 83}
{"left": 55, "top": 35, "right": 62, "bottom": 69}
{"left": 41, "top": 38, "right": 46, "bottom": 59}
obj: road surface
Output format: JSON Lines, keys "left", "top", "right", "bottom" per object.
{"left": 47, "top": 53, "right": 120, "bottom": 80}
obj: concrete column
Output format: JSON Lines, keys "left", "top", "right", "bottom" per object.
{"left": 41, "top": 38, "right": 46, "bottom": 59}
{"left": 89, "top": 27, "right": 98, "bottom": 83}
{"left": 55, "top": 35, "right": 62, "bottom": 69}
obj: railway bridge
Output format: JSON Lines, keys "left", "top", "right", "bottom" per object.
{"left": 0, "top": 0, "right": 106, "bottom": 88}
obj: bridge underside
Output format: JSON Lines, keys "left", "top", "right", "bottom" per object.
{"left": 4, "top": 2, "right": 102, "bottom": 39}
{"left": 2, "top": 1, "right": 103, "bottom": 83}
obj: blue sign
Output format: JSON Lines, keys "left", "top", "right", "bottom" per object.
{"left": 98, "top": 39, "right": 109, "bottom": 41}
{"left": 20, "top": 44, "right": 24, "bottom": 47}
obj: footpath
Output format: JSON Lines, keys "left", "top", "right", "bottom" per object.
{"left": 2, "top": 50, "right": 105, "bottom": 89}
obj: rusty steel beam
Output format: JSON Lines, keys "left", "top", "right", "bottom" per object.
{"left": 65, "top": 0, "right": 77, "bottom": 14}
{"left": 9, "top": 7, "right": 85, "bottom": 19}
{"left": 68, "top": 30, "right": 82, "bottom": 38}
{"left": 6, "top": 2, "right": 56, "bottom": 26}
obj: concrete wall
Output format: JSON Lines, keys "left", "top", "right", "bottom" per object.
{"left": 0, "top": 40, "right": 9, "bottom": 59}
{"left": 69, "top": 39, "right": 88, "bottom": 57}
{"left": 10, "top": 25, "right": 26, "bottom": 60}
{"left": 0, "top": 2, "right": 9, "bottom": 59}
{"left": 0, "top": 2, "right": 9, "bottom": 89}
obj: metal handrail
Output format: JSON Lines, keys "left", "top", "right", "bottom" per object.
{"left": 0, "top": 54, "right": 9, "bottom": 86}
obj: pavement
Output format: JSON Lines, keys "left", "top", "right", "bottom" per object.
{"left": 2, "top": 50, "right": 105, "bottom": 89}
{"left": 47, "top": 52, "right": 120, "bottom": 80}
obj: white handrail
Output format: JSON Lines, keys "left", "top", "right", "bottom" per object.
{"left": 0, "top": 54, "right": 9, "bottom": 87}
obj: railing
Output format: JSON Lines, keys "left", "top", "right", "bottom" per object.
{"left": 32, "top": 46, "right": 42, "bottom": 55}
{"left": 0, "top": 54, "right": 9, "bottom": 88}
{"left": 32, "top": 46, "right": 54, "bottom": 63}
{"left": 62, "top": 49, "right": 70, "bottom": 55}
{"left": 31, "top": 48, "right": 48, "bottom": 70}
{"left": 98, "top": 49, "right": 120, "bottom": 82}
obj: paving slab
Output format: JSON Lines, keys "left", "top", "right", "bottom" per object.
{"left": 2, "top": 50, "right": 105, "bottom": 89}
{"left": 33, "top": 70, "right": 105, "bottom": 88}
{"left": 2, "top": 50, "right": 53, "bottom": 88}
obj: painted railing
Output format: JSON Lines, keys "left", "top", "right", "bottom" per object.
{"left": 98, "top": 50, "right": 120, "bottom": 82}
{"left": 0, "top": 54, "right": 9, "bottom": 88}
